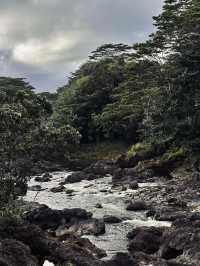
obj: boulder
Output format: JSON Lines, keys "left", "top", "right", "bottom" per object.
{"left": 28, "top": 185, "right": 45, "bottom": 192}
{"left": 95, "top": 203, "right": 103, "bottom": 209}
{"left": 35, "top": 173, "right": 52, "bottom": 182}
{"left": 64, "top": 171, "right": 101, "bottom": 184}
{"left": 129, "top": 181, "right": 139, "bottom": 190}
{"left": 128, "top": 227, "right": 164, "bottom": 254}
{"left": 0, "top": 217, "right": 104, "bottom": 266}
{"left": 126, "top": 200, "right": 147, "bottom": 211}
{"left": 105, "top": 252, "right": 138, "bottom": 266}
{"left": 0, "top": 239, "right": 38, "bottom": 266}
{"left": 84, "top": 160, "right": 116, "bottom": 176}
{"left": 56, "top": 218, "right": 105, "bottom": 236}
{"left": 25, "top": 205, "right": 92, "bottom": 230}
{"left": 50, "top": 185, "right": 65, "bottom": 193}
{"left": 103, "top": 215, "right": 122, "bottom": 224}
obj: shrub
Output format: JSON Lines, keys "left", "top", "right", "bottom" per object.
{"left": 127, "top": 142, "right": 152, "bottom": 159}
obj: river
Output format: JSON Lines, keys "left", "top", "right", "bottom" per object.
{"left": 24, "top": 171, "right": 171, "bottom": 260}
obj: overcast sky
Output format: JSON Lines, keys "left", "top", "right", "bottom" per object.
{"left": 0, "top": 0, "right": 164, "bottom": 92}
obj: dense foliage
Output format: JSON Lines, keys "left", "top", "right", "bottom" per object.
{"left": 0, "top": 77, "right": 80, "bottom": 208}
{"left": 54, "top": 0, "right": 200, "bottom": 152}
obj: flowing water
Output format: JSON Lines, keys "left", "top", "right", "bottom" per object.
{"left": 24, "top": 171, "right": 171, "bottom": 259}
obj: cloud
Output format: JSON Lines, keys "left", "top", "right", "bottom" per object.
{"left": 0, "top": 0, "right": 164, "bottom": 91}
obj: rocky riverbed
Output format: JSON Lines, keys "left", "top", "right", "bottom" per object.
{"left": 25, "top": 171, "right": 171, "bottom": 259}
{"left": 21, "top": 156, "right": 200, "bottom": 266}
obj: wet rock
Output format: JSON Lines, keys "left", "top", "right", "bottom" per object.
{"left": 84, "top": 184, "right": 94, "bottom": 188}
{"left": 128, "top": 227, "right": 164, "bottom": 255}
{"left": 167, "top": 197, "right": 187, "bottom": 208}
{"left": 154, "top": 207, "right": 187, "bottom": 222}
{"left": 160, "top": 226, "right": 200, "bottom": 263}
{"left": 65, "top": 171, "right": 101, "bottom": 183}
{"left": 25, "top": 205, "right": 105, "bottom": 237}
{"left": 103, "top": 215, "right": 122, "bottom": 224}
{"left": 100, "top": 189, "right": 108, "bottom": 193}
{"left": 113, "top": 167, "right": 155, "bottom": 184}
{"left": 35, "top": 173, "right": 52, "bottom": 182}
{"left": 0, "top": 239, "right": 38, "bottom": 266}
{"left": 58, "top": 234, "right": 107, "bottom": 259}
{"left": 105, "top": 252, "right": 138, "bottom": 266}
{"left": 95, "top": 203, "right": 103, "bottom": 209}
{"left": 0, "top": 217, "right": 103, "bottom": 266}
{"left": 129, "top": 181, "right": 139, "bottom": 190}
{"left": 84, "top": 160, "right": 116, "bottom": 176}
{"left": 65, "top": 189, "right": 75, "bottom": 195}
{"left": 50, "top": 185, "right": 65, "bottom": 193}
{"left": 25, "top": 205, "right": 92, "bottom": 230}
{"left": 126, "top": 200, "right": 147, "bottom": 211}
{"left": 56, "top": 218, "right": 105, "bottom": 236}
{"left": 28, "top": 185, "right": 45, "bottom": 192}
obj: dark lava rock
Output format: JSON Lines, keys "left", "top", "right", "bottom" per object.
{"left": 160, "top": 226, "right": 200, "bottom": 263}
{"left": 105, "top": 252, "right": 138, "bottom": 266}
{"left": 0, "top": 217, "right": 104, "bottom": 266}
{"left": 25, "top": 205, "right": 105, "bottom": 236}
{"left": 35, "top": 173, "right": 52, "bottom": 182}
{"left": 95, "top": 203, "right": 103, "bottom": 209}
{"left": 129, "top": 181, "right": 139, "bottom": 190}
{"left": 0, "top": 239, "right": 38, "bottom": 266}
{"left": 64, "top": 171, "right": 101, "bottom": 183}
{"left": 65, "top": 189, "right": 75, "bottom": 195}
{"left": 128, "top": 227, "right": 164, "bottom": 255}
{"left": 25, "top": 205, "right": 92, "bottom": 229}
{"left": 126, "top": 200, "right": 147, "bottom": 211}
{"left": 103, "top": 215, "right": 122, "bottom": 224}
{"left": 84, "top": 160, "right": 116, "bottom": 176}
{"left": 56, "top": 218, "right": 105, "bottom": 236}
{"left": 50, "top": 185, "right": 65, "bottom": 193}
{"left": 28, "top": 185, "right": 45, "bottom": 192}
{"left": 121, "top": 186, "right": 127, "bottom": 191}
{"left": 167, "top": 197, "right": 187, "bottom": 208}
{"left": 154, "top": 207, "right": 187, "bottom": 222}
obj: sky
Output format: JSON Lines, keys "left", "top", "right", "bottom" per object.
{"left": 0, "top": 0, "right": 164, "bottom": 92}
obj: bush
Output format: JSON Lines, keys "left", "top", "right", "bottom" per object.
{"left": 161, "top": 147, "right": 186, "bottom": 162}
{"left": 127, "top": 143, "right": 152, "bottom": 159}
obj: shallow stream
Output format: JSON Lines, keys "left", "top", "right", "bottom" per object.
{"left": 24, "top": 171, "right": 171, "bottom": 259}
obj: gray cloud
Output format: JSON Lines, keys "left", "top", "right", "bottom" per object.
{"left": 0, "top": 0, "right": 164, "bottom": 92}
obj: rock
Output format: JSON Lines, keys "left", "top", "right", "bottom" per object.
{"left": 65, "top": 189, "right": 75, "bottom": 195}
{"left": 128, "top": 227, "right": 164, "bottom": 255}
{"left": 0, "top": 217, "right": 103, "bottom": 266}
{"left": 167, "top": 197, "right": 187, "bottom": 208}
{"left": 25, "top": 205, "right": 92, "bottom": 230}
{"left": 121, "top": 186, "right": 127, "bottom": 191}
{"left": 35, "top": 173, "right": 52, "bottom": 182}
{"left": 28, "top": 185, "right": 45, "bottom": 192}
{"left": 126, "top": 200, "right": 147, "bottom": 211}
{"left": 95, "top": 203, "right": 103, "bottom": 209}
{"left": 160, "top": 226, "right": 200, "bottom": 263}
{"left": 84, "top": 160, "right": 116, "bottom": 176}
{"left": 50, "top": 185, "right": 65, "bottom": 193}
{"left": 129, "top": 181, "right": 139, "bottom": 190}
{"left": 65, "top": 171, "right": 101, "bottom": 183}
{"left": 103, "top": 215, "right": 122, "bottom": 224}
{"left": 56, "top": 218, "right": 105, "bottom": 236}
{"left": 100, "top": 189, "right": 108, "bottom": 193}
{"left": 25, "top": 205, "right": 105, "bottom": 236}
{"left": 105, "top": 252, "right": 138, "bottom": 266}
{"left": 154, "top": 207, "right": 187, "bottom": 222}
{"left": 0, "top": 239, "right": 38, "bottom": 266}
{"left": 84, "top": 184, "right": 94, "bottom": 188}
